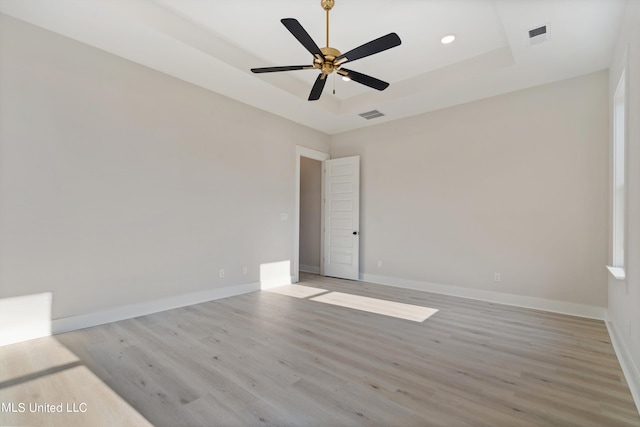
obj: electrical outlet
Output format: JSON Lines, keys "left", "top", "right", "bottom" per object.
{"left": 494, "top": 272, "right": 501, "bottom": 282}
{"left": 377, "top": 260, "right": 382, "bottom": 268}
{"left": 219, "top": 269, "right": 225, "bottom": 278}
{"left": 242, "top": 266, "right": 247, "bottom": 275}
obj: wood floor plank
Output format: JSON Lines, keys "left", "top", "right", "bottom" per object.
{"left": 1, "top": 273, "right": 639, "bottom": 426}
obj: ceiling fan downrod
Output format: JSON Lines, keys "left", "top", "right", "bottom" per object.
{"left": 321, "top": 0, "right": 334, "bottom": 48}
{"left": 318, "top": 0, "right": 340, "bottom": 76}
{"left": 317, "top": 0, "right": 341, "bottom": 77}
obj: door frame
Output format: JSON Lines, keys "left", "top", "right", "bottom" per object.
{"left": 294, "top": 146, "right": 330, "bottom": 283}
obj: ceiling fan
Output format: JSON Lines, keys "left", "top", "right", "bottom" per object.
{"left": 250, "top": 0, "right": 401, "bottom": 101}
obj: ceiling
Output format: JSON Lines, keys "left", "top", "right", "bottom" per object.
{"left": 0, "top": 0, "right": 627, "bottom": 135}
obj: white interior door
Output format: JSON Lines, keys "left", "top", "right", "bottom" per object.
{"left": 323, "top": 156, "right": 360, "bottom": 280}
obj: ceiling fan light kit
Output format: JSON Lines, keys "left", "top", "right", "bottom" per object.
{"left": 251, "top": 0, "right": 401, "bottom": 101}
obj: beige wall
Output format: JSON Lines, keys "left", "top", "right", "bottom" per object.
{"left": 0, "top": 8, "right": 622, "bottom": 331}
{"left": 0, "top": 14, "right": 329, "bottom": 319}
{"left": 608, "top": 0, "right": 640, "bottom": 399}
{"left": 331, "top": 71, "right": 609, "bottom": 307}
{"left": 299, "top": 157, "right": 322, "bottom": 272}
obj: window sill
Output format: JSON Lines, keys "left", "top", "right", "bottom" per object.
{"left": 606, "top": 266, "right": 626, "bottom": 280}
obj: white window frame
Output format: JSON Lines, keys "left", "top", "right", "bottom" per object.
{"left": 608, "top": 69, "right": 626, "bottom": 280}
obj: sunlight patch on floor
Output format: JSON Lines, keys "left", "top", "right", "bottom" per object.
{"left": 0, "top": 336, "right": 152, "bottom": 427}
{"left": 266, "top": 284, "right": 438, "bottom": 322}
{"left": 265, "top": 284, "right": 328, "bottom": 298}
{"left": 311, "top": 291, "right": 438, "bottom": 322}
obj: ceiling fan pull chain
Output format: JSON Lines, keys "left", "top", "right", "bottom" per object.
{"left": 333, "top": 73, "right": 336, "bottom": 95}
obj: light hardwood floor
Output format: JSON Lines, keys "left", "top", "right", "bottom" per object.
{"left": 2, "top": 273, "right": 639, "bottom": 426}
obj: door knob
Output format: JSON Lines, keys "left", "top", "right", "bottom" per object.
{"left": 353, "top": 231, "right": 359, "bottom": 235}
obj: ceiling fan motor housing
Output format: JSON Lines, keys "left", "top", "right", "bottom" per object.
{"left": 319, "top": 46, "right": 341, "bottom": 74}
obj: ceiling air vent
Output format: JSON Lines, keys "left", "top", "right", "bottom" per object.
{"left": 359, "top": 110, "right": 385, "bottom": 120}
{"left": 527, "top": 24, "right": 549, "bottom": 46}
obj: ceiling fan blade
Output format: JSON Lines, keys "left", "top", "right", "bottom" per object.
{"left": 281, "top": 18, "right": 324, "bottom": 59}
{"left": 340, "top": 68, "right": 389, "bottom": 91}
{"left": 335, "top": 33, "right": 401, "bottom": 65}
{"left": 308, "top": 74, "right": 327, "bottom": 101}
{"left": 251, "top": 65, "right": 314, "bottom": 73}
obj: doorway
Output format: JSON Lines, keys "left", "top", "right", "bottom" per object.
{"left": 299, "top": 157, "right": 322, "bottom": 275}
{"left": 294, "top": 147, "right": 360, "bottom": 283}
{"left": 294, "top": 146, "right": 330, "bottom": 283}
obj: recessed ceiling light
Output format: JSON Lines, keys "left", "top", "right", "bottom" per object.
{"left": 342, "top": 76, "right": 351, "bottom": 82}
{"left": 441, "top": 34, "right": 456, "bottom": 44}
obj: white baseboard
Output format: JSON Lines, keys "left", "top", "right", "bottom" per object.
{"left": 299, "top": 264, "right": 320, "bottom": 274}
{"left": 52, "top": 282, "right": 261, "bottom": 334}
{"left": 360, "top": 273, "right": 606, "bottom": 320}
{"left": 606, "top": 313, "right": 640, "bottom": 415}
